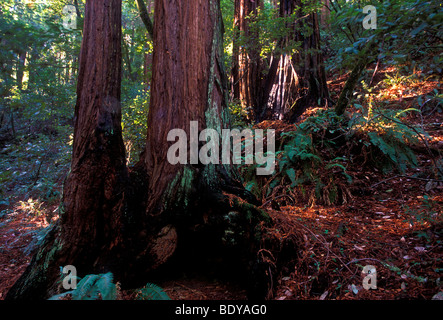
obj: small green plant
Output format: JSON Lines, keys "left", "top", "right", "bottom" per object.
{"left": 382, "top": 72, "right": 416, "bottom": 88}
{"left": 135, "top": 283, "right": 171, "bottom": 300}
{"left": 229, "top": 100, "right": 250, "bottom": 128}
{"left": 350, "top": 101, "right": 421, "bottom": 173}
{"left": 49, "top": 272, "right": 117, "bottom": 301}
{"left": 240, "top": 102, "right": 425, "bottom": 206}
{"left": 241, "top": 109, "right": 353, "bottom": 205}
{"left": 48, "top": 272, "right": 171, "bottom": 301}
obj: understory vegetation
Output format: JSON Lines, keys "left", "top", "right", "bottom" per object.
{"left": 1, "top": 0, "right": 442, "bottom": 300}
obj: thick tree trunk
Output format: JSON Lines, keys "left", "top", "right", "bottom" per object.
{"left": 129, "top": 0, "right": 272, "bottom": 296}
{"left": 7, "top": 0, "right": 274, "bottom": 300}
{"left": 6, "top": 0, "right": 126, "bottom": 300}
{"left": 259, "top": 0, "right": 329, "bottom": 122}
{"left": 142, "top": 0, "right": 258, "bottom": 214}
{"left": 232, "top": 0, "right": 263, "bottom": 121}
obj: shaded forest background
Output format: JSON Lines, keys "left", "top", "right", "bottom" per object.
{"left": 0, "top": 0, "right": 442, "bottom": 300}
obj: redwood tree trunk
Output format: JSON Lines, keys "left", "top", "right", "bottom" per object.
{"left": 129, "top": 0, "right": 271, "bottom": 295}
{"left": 142, "top": 0, "right": 258, "bottom": 214}
{"left": 7, "top": 0, "right": 273, "bottom": 300}
{"left": 232, "top": 0, "right": 262, "bottom": 121}
{"left": 259, "top": 0, "right": 329, "bottom": 122}
{"left": 6, "top": 0, "right": 126, "bottom": 300}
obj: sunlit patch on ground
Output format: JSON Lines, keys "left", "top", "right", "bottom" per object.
{"left": 0, "top": 198, "right": 59, "bottom": 299}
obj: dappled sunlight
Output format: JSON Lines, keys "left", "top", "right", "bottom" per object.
{"left": 0, "top": 196, "right": 59, "bottom": 299}
{"left": 1, "top": 0, "right": 442, "bottom": 303}
{"left": 15, "top": 198, "right": 58, "bottom": 228}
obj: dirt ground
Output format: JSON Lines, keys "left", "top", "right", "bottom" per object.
{"left": 0, "top": 64, "right": 441, "bottom": 300}
{"left": 1, "top": 148, "right": 441, "bottom": 300}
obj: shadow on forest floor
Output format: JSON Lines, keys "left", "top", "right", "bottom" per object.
{"left": 0, "top": 63, "right": 442, "bottom": 300}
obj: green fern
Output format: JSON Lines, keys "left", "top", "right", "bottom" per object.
{"left": 84, "top": 272, "right": 116, "bottom": 300}
{"left": 48, "top": 272, "right": 117, "bottom": 300}
{"left": 136, "top": 283, "right": 171, "bottom": 300}
{"left": 366, "top": 120, "right": 419, "bottom": 173}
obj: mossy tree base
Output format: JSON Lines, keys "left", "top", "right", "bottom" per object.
{"left": 6, "top": 0, "right": 279, "bottom": 300}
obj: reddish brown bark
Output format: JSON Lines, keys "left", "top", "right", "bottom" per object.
{"left": 131, "top": 1, "right": 269, "bottom": 294}
{"left": 6, "top": 0, "right": 126, "bottom": 300}
{"left": 61, "top": 0, "right": 126, "bottom": 265}
{"left": 259, "top": 0, "right": 329, "bottom": 121}
{"left": 142, "top": 0, "right": 240, "bottom": 214}
{"left": 7, "top": 0, "right": 272, "bottom": 300}
{"left": 232, "top": 0, "right": 263, "bottom": 120}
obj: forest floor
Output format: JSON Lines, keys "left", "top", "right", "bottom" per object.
{"left": 0, "top": 63, "right": 442, "bottom": 300}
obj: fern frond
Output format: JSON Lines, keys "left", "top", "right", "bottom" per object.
{"left": 49, "top": 272, "right": 118, "bottom": 301}
{"left": 136, "top": 283, "right": 171, "bottom": 300}
{"left": 72, "top": 274, "right": 101, "bottom": 300}
{"left": 91, "top": 272, "right": 117, "bottom": 300}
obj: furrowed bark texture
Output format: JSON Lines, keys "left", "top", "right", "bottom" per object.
{"left": 232, "top": 0, "right": 263, "bottom": 121}
{"left": 7, "top": 0, "right": 274, "bottom": 300}
{"left": 134, "top": 0, "right": 270, "bottom": 294}
{"left": 6, "top": 0, "right": 126, "bottom": 300}
{"left": 143, "top": 0, "right": 245, "bottom": 215}
{"left": 259, "top": 0, "right": 329, "bottom": 121}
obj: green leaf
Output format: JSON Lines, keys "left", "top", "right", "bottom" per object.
{"left": 286, "top": 168, "right": 296, "bottom": 185}
{"left": 136, "top": 283, "right": 171, "bottom": 300}
{"left": 395, "top": 108, "right": 420, "bottom": 118}
{"left": 410, "top": 22, "right": 428, "bottom": 37}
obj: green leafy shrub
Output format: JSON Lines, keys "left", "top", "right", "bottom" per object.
{"left": 349, "top": 102, "right": 422, "bottom": 173}
{"left": 229, "top": 99, "right": 251, "bottom": 128}
{"left": 241, "top": 105, "right": 425, "bottom": 206}
{"left": 272, "top": 110, "right": 353, "bottom": 205}
{"left": 135, "top": 283, "right": 171, "bottom": 300}
{"left": 121, "top": 81, "right": 150, "bottom": 165}
{"left": 327, "top": 0, "right": 443, "bottom": 73}
{"left": 239, "top": 110, "right": 353, "bottom": 206}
